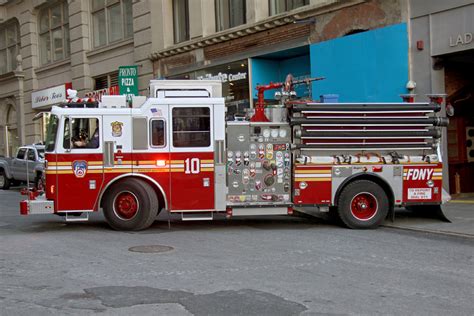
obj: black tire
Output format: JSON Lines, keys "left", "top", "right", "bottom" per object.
{"left": 34, "top": 173, "right": 45, "bottom": 191}
{"left": 337, "top": 180, "right": 389, "bottom": 229}
{"left": 0, "top": 169, "right": 10, "bottom": 190}
{"left": 103, "top": 178, "right": 159, "bottom": 231}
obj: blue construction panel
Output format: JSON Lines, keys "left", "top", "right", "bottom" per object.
{"left": 310, "top": 23, "right": 409, "bottom": 102}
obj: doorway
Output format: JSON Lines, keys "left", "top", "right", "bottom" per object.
{"left": 444, "top": 50, "right": 474, "bottom": 194}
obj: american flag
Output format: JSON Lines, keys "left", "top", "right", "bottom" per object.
{"left": 150, "top": 108, "right": 162, "bottom": 116}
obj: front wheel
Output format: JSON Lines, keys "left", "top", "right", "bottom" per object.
{"left": 0, "top": 170, "right": 10, "bottom": 190}
{"left": 337, "top": 180, "right": 389, "bottom": 229}
{"left": 103, "top": 178, "right": 159, "bottom": 231}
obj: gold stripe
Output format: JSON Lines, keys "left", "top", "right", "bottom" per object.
{"left": 170, "top": 168, "right": 184, "bottom": 172}
{"left": 432, "top": 176, "right": 442, "bottom": 180}
{"left": 295, "top": 170, "right": 331, "bottom": 174}
{"left": 170, "top": 160, "right": 184, "bottom": 163}
{"left": 201, "top": 168, "right": 214, "bottom": 172}
{"left": 135, "top": 169, "right": 170, "bottom": 173}
{"left": 202, "top": 159, "right": 214, "bottom": 163}
{"left": 104, "top": 168, "right": 133, "bottom": 173}
{"left": 295, "top": 178, "right": 331, "bottom": 182}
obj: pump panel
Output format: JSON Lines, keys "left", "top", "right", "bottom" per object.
{"left": 226, "top": 122, "right": 292, "bottom": 206}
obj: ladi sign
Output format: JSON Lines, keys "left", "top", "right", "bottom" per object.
{"left": 449, "top": 32, "right": 473, "bottom": 47}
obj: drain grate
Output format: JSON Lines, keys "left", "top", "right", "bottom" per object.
{"left": 128, "top": 245, "right": 174, "bottom": 253}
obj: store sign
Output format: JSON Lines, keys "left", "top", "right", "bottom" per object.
{"left": 32, "top": 83, "right": 71, "bottom": 109}
{"left": 197, "top": 71, "right": 247, "bottom": 82}
{"left": 85, "top": 85, "right": 119, "bottom": 101}
{"left": 430, "top": 5, "right": 474, "bottom": 56}
{"left": 119, "top": 65, "right": 138, "bottom": 100}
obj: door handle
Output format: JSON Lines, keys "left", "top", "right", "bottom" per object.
{"left": 203, "top": 178, "right": 210, "bottom": 187}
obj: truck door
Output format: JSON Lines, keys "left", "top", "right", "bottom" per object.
{"left": 25, "top": 148, "right": 37, "bottom": 182}
{"left": 11, "top": 148, "right": 27, "bottom": 180}
{"left": 169, "top": 105, "right": 215, "bottom": 211}
{"left": 56, "top": 116, "right": 104, "bottom": 212}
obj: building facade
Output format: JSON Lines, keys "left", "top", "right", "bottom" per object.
{"left": 410, "top": 0, "right": 474, "bottom": 194}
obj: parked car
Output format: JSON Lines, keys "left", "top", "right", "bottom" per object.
{"left": 0, "top": 144, "right": 45, "bottom": 190}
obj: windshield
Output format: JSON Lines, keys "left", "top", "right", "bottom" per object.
{"left": 45, "top": 115, "right": 59, "bottom": 152}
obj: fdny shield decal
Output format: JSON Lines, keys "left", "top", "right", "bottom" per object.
{"left": 72, "top": 160, "right": 87, "bottom": 178}
{"left": 111, "top": 121, "right": 123, "bottom": 137}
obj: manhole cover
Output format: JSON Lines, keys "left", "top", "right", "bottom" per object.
{"left": 128, "top": 245, "right": 174, "bottom": 253}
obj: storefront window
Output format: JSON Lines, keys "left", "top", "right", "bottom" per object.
{"left": 38, "top": 1, "right": 70, "bottom": 65}
{"left": 168, "top": 60, "right": 250, "bottom": 120}
{"left": 0, "top": 21, "right": 20, "bottom": 74}
{"left": 269, "top": 0, "right": 309, "bottom": 15}
{"left": 91, "top": 0, "right": 133, "bottom": 48}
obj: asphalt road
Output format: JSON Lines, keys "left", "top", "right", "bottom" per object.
{"left": 1, "top": 188, "right": 473, "bottom": 315}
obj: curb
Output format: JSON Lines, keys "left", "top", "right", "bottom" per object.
{"left": 382, "top": 224, "right": 474, "bottom": 239}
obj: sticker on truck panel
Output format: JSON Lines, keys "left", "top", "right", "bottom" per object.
{"left": 403, "top": 168, "right": 442, "bottom": 181}
{"left": 408, "top": 188, "right": 432, "bottom": 200}
{"left": 72, "top": 160, "right": 88, "bottom": 178}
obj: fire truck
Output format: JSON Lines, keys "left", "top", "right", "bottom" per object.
{"left": 20, "top": 76, "right": 450, "bottom": 231}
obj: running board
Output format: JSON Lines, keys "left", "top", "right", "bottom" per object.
{"left": 64, "top": 212, "right": 90, "bottom": 222}
{"left": 181, "top": 212, "right": 214, "bottom": 221}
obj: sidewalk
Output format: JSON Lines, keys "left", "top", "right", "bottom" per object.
{"left": 386, "top": 195, "right": 474, "bottom": 238}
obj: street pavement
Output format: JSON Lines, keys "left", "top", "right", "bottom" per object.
{"left": 0, "top": 188, "right": 473, "bottom": 315}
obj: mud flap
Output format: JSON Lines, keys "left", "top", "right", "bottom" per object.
{"left": 406, "top": 205, "right": 451, "bottom": 223}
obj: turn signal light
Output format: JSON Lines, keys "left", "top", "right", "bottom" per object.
{"left": 50, "top": 185, "right": 55, "bottom": 195}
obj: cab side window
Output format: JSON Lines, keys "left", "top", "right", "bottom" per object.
{"left": 63, "top": 118, "right": 100, "bottom": 149}
{"left": 27, "top": 149, "right": 36, "bottom": 161}
{"left": 16, "top": 148, "right": 27, "bottom": 159}
{"left": 172, "top": 107, "right": 210, "bottom": 147}
{"left": 150, "top": 119, "right": 165, "bottom": 147}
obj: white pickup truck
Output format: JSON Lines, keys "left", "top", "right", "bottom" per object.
{"left": 0, "top": 145, "right": 45, "bottom": 190}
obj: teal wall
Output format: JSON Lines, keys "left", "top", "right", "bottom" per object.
{"left": 310, "top": 23, "right": 409, "bottom": 102}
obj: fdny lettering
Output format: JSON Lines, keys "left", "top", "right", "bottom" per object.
{"left": 405, "top": 168, "right": 434, "bottom": 181}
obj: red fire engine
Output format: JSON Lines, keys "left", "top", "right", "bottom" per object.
{"left": 20, "top": 77, "right": 450, "bottom": 230}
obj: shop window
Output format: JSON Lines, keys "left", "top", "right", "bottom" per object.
{"left": 173, "top": 0, "right": 189, "bottom": 43}
{"left": 216, "top": 0, "right": 246, "bottom": 31}
{"left": 94, "top": 72, "right": 118, "bottom": 90}
{"left": 172, "top": 107, "right": 210, "bottom": 147}
{"left": 269, "top": 0, "right": 309, "bottom": 15}
{"left": 150, "top": 119, "right": 166, "bottom": 147}
{"left": 63, "top": 118, "right": 100, "bottom": 149}
{"left": 91, "top": 0, "right": 133, "bottom": 48}
{"left": 39, "top": 1, "right": 70, "bottom": 65}
{"left": 0, "top": 21, "right": 20, "bottom": 74}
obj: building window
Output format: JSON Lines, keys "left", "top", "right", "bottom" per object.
{"left": 39, "top": 1, "right": 70, "bottom": 65}
{"left": 269, "top": 0, "right": 309, "bottom": 15}
{"left": 91, "top": 0, "right": 133, "bottom": 48}
{"left": 172, "top": 107, "right": 210, "bottom": 148}
{"left": 216, "top": 0, "right": 246, "bottom": 31}
{"left": 0, "top": 21, "right": 20, "bottom": 74}
{"left": 94, "top": 72, "right": 118, "bottom": 90}
{"left": 173, "top": 0, "right": 189, "bottom": 43}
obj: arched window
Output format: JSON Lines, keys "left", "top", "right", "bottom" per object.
{"left": 0, "top": 20, "right": 20, "bottom": 74}
{"left": 91, "top": 0, "right": 133, "bottom": 48}
{"left": 39, "top": 1, "right": 70, "bottom": 65}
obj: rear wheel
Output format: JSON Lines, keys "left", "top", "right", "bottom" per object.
{"left": 337, "top": 180, "right": 389, "bottom": 229}
{"left": 0, "top": 170, "right": 10, "bottom": 190}
{"left": 103, "top": 178, "right": 159, "bottom": 231}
